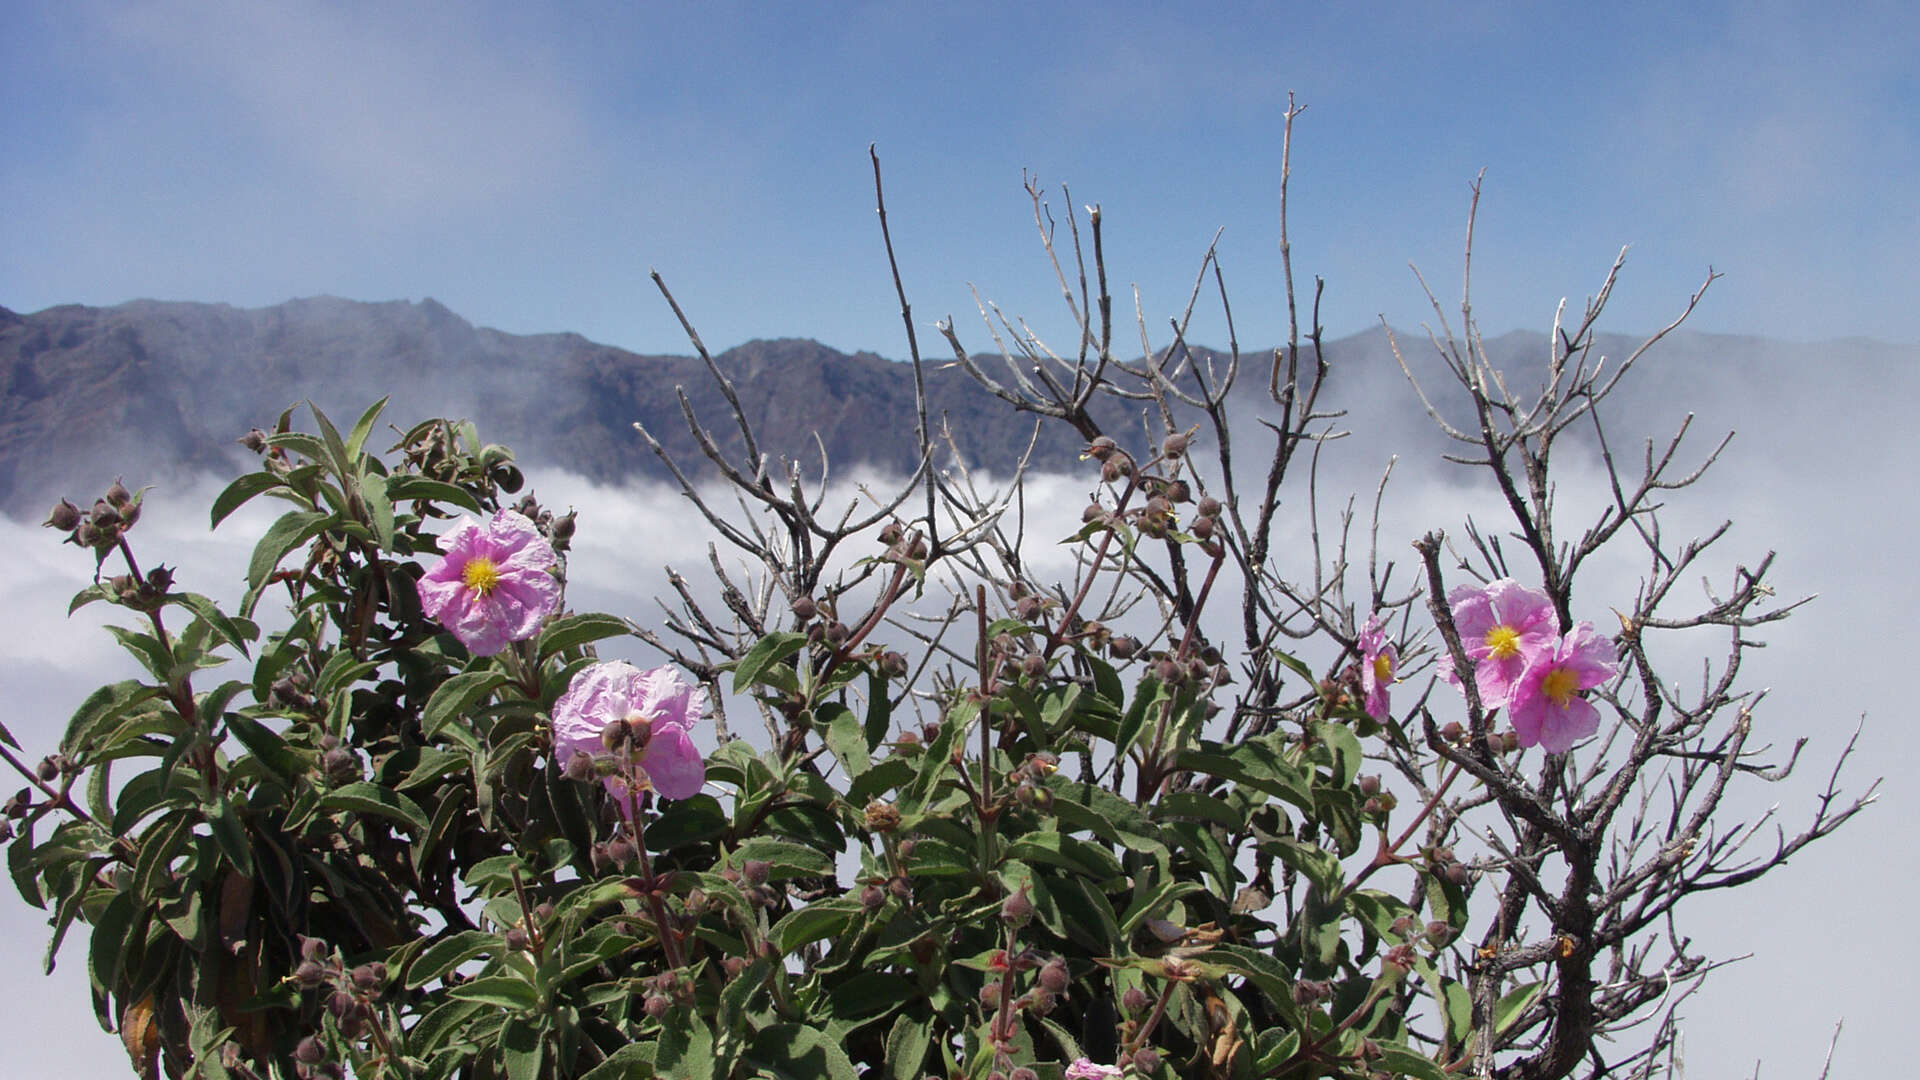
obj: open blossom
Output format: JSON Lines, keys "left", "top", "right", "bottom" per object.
{"left": 418, "top": 510, "right": 561, "bottom": 656}
{"left": 1358, "top": 614, "right": 1397, "bottom": 720}
{"left": 1509, "top": 622, "right": 1618, "bottom": 753}
{"left": 1064, "top": 1061, "right": 1123, "bottom": 1080}
{"left": 1438, "top": 578, "right": 1558, "bottom": 708}
{"left": 552, "top": 662, "right": 707, "bottom": 803}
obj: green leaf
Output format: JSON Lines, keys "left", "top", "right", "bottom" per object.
{"left": 318, "top": 783, "right": 430, "bottom": 833}
{"left": 104, "top": 625, "right": 174, "bottom": 684}
{"left": 1495, "top": 981, "right": 1545, "bottom": 1035}
{"left": 224, "top": 713, "right": 309, "bottom": 785}
{"left": 407, "top": 930, "right": 502, "bottom": 988}
{"left": 245, "top": 509, "right": 332, "bottom": 598}
{"left": 384, "top": 475, "right": 486, "bottom": 514}
{"left": 423, "top": 670, "right": 509, "bottom": 740}
{"left": 360, "top": 470, "right": 396, "bottom": 551}
{"left": 744, "top": 1023, "right": 858, "bottom": 1080}
{"left": 205, "top": 794, "right": 255, "bottom": 878}
{"left": 313, "top": 649, "right": 380, "bottom": 697}
{"left": 821, "top": 704, "right": 869, "bottom": 779}
{"left": 537, "top": 612, "right": 634, "bottom": 661}
{"left": 1374, "top": 1044, "right": 1450, "bottom": 1080}
{"left": 733, "top": 631, "right": 809, "bottom": 693}
{"left": 501, "top": 1015, "right": 545, "bottom": 1080}
{"left": 62, "top": 680, "right": 162, "bottom": 759}
{"left": 772, "top": 898, "right": 863, "bottom": 954}
{"left": 1117, "top": 877, "right": 1205, "bottom": 938}
{"left": 1176, "top": 736, "right": 1314, "bottom": 812}
{"left": 210, "top": 471, "right": 288, "bottom": 530}
{"left": 447, "top": 973, "right": 538, "bottom": 1012}
{"left": 884, "top": 1014, "right": 931, "bottom": 1080}
{"left": 731, "top": 837, "right": 834, "bottom": 880}
{"left": 578, "top": 1044, "right": 656, "bottom": 1080}
{"left": 343, "top": 397, "right": 390, "bottom": 463}
{"left": 308, "top": 400, "right": 354, "bottom": 480}
{"left": 655, "top": 1008, "right": 715, "bottom": 1080}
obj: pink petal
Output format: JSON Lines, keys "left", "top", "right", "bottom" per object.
{"left": 641, "top": 727, "right": 706, "bottom": 800}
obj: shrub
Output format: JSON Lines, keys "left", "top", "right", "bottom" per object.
{"left": 4, "top": 128, "right": 1870, "bottom": 1080}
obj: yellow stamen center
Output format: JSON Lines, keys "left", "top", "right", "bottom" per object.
{"left": 1541, "top": 666, "right": 1580, "bottom": 707}
{"left": 1484, "top": 625, "right": 1521, "bottom": 659}
{"left": 462, "top": 556, "right": 502, "bottom": 595}
{"left": 1372, "top": 653, "right": 1395, "bottom": 683}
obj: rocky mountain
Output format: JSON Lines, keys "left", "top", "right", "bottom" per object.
{"left": 2, "top": 295, "right": 1908, "bottom": 517}
{"left": 0, "top": 296, "right": 1147, "bottom": 514}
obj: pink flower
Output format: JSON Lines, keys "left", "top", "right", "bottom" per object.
{"left": 1358, "top": 614, "right": 1397, "bottom": 720}
{"left": 1508, "top": 623, "right": 1618, "bottom": 753}
{"left": 552, "top": 662, "right": 707, "bottom": 803}
{"left": 1065, "top": 1061, "right": 1123, "bottom": 1080}
{"left": 1438, "top": 578, "right": 1558, "bottom": 708}
{"left": 418, "top": 510, "right": 562, "bottom": 656}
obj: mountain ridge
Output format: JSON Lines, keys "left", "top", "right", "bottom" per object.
{"left": 3, "top": 295, "right": 1908, "bottom": 516}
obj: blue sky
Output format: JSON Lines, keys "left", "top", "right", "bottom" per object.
{"left": 5, "top": 1, "right": 1918, "bottom": 358}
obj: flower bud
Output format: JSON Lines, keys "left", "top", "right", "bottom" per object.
{"left": 43, "top": 499, "right": 82, "bottom": 533}
{"left": 1292, "top": 978, "right": 1330, "bottom": 1006}
{"left": 1000, "top": 885, "right": 1033, "bottom": 925}
{"left": 294, "top": 1036, "right": 327, "bottom": 1065}
{"left": 1038, "top": 958, "right": 1070, "bottom": 993}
